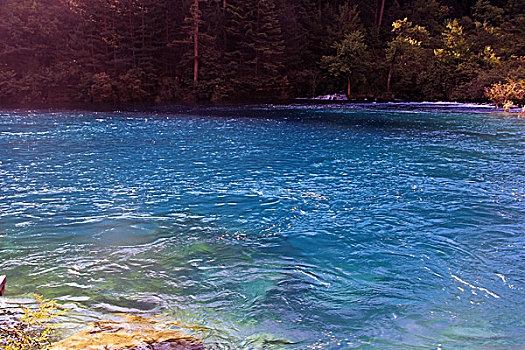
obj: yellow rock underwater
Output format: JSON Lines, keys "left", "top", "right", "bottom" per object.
{"left": 51, "top": 314, "right": 205, "bottom": 350}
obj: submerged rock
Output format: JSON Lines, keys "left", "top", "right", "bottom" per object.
{"left": 51, "top": 315, "right": 205, "bottom": 350}
{"left": 128, "top": 340, "right": 205, "bottom": 350}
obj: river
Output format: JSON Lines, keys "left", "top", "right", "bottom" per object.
{"left": 0, "top": 103, "right": 524, "bottom": 349}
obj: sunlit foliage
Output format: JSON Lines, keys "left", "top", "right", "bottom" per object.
{"left": 485, "top": 79, "right": 525, "bottom": 108}
{"left": 386, "top": 18, "right": 430, "bottom": 96}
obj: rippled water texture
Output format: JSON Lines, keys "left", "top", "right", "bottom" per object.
{"left": 0, "top": 104, "right": 524, "bottom": 349}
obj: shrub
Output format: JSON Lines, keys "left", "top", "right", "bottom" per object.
{"left": 485, "top": 79, "right": 525, "bottom": 109}
{"left": 0, "top": 295, "right": 65, "bottom": 350}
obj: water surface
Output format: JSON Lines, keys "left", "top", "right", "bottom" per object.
{"left": 0, "top": 104, "right": 524, "bottom": 349}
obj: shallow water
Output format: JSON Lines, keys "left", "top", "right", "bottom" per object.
{"left": 0, "top": 104, "right": 524, "bottom": 349}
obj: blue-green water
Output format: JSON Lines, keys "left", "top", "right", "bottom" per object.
{"left": 0, "top": 103, "right": 524, "bottom": 349}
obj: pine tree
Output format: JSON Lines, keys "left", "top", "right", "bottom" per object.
{"left": 252, "top": 0, "right": 286, "bottom": 92}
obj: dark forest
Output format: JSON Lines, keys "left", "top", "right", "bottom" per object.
{"left": 0, "top": 0, "right": 523, "bottom": 104}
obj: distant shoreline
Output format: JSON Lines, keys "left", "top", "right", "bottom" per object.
{"left": 0, "top": 99, "right": 501, "bottom": 113}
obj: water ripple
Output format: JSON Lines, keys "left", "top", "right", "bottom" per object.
{"left": 0, "top": 106, "right": 524, "bottom": 349}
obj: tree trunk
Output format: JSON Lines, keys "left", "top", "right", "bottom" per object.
{"left": 193, "top": 0, "right": 199, "bottom": 85}
{"left": 310, "top": 71, "right": 319, "bottom": 98}
{"left": 223, "top": 0, "right": 227, "bottom": 57}
{"left": 130, "top": 9, "right": 136, "bottom": 68}
{"left": 377, "top": 0, "right": 385, "bottom": 36}
{"left": 387, "top": 49, "right": 396, "bottom": 92}
{"left": 255, "top": 0, "right": 260, "bottom": 77}
{"left": 318, "top": 0, "right": 322, "bottom": 20}
{"left": 387, "top": 65, "right": 394, "bottom": 92}
{"left": 347, "top": 75, "right": 351, "bottom": 98}
{"left": 375, "top": 0, "right": 379, "bottom": 24}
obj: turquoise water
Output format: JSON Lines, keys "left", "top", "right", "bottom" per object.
{"left": 0, "top": 103, "right": 524, "bottom": 349}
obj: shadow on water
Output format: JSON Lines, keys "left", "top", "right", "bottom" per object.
{"left": 149, "top": 103, "right": 524, "bottom": 142}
